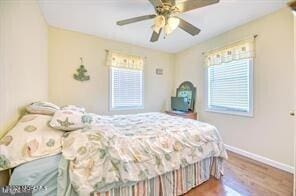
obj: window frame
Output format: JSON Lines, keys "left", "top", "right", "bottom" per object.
{"left": 109, "top": 67, "right": 144, "bottom": 111}
{"left": 205, "top": 58, "right": 254, "bottom": 117}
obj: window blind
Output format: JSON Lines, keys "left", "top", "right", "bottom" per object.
{"left": 111, "top": 67, "right": 143, "bottom": 110}
{"left": 208, "top": 58, "right": 251, "bottom": 113}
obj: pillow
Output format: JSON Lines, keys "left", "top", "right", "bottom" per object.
{"left": 61, "top": 105, "right": 85, "bottom": 113}
{"left": 26, "top": 101, "right": 60, "bottom": 115}
{"left": 49, "top": 110, "right": 86, "bottom": 131}
{"left": 0, "top": 114, "right": 63, "bottom": 171}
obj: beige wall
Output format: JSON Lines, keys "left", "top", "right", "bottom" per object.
{"left": 175, "top": 8, "right": 294, "bottom": 167}
{"left": 0, "top": 1, "right": 48, "bottom": 137}
{"left": 48, "top": 27, "right": 175, "bottom": 115}
{"left": 292, "top": 3, "right": 296, "bottom": 194}
{"left": 0, "top": 0, "right": 48, "bottom": 185}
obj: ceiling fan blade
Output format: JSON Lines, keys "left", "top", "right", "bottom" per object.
{"left": 150, "top": 29, "right": 162, "bottom": 42}
{"left": 117, "top": 14, "right": 156, "bottom": 26}
{"left": 178, "top": 18, "right": 200, "bottom": 36}
{"left": 177, "top": 0, "right": 219, "bottom": 13}
{"left": 148, "top": 0, "right": 163, "bottom": 7}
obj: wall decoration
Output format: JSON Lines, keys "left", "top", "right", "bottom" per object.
{"left": 73, "top": 57, "right": 90, "bottom": 81}
{"left": 156, "top": 68, "right": 163, "bottom": 75}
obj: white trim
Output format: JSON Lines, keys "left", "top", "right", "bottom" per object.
{"left": 225, "top": 144, "right": 294, "bottom": 173}
{"left": 205, "top": 108, "right": 253, "bottom": 117}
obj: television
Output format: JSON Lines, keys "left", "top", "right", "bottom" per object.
{"left": 171, "top": 97, "right": 189, "bottom": 112}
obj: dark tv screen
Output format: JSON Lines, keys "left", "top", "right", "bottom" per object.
{"left": 171, "top": 97, "right": 189, "bottom": 112}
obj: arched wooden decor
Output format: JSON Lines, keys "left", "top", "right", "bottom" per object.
{"left": 288, "top": 1, "right": 296, "bottom": 11}
{"left": 176, "top": 81, "right": 196, "bottom": 112}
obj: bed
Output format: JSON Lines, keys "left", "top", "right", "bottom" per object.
{"left": 8, "top": 112, "right": 227, "bottom": 196}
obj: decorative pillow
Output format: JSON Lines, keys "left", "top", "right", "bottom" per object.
{"left": 0, "top": 114, "right": 63, "bottom": 171}
{"left": 49, "top": 110, "right": 89, "bottom": 131}
{"left": 26, "top": 101, "right": 60, "bottom": 115}
{"left": 61, "top": 105, "right": 85, "bottom": 113}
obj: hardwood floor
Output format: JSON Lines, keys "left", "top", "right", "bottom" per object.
{"left": 185, "top": 151, "right": 293, "bottom": 196}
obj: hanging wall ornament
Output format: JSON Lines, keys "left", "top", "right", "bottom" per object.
{"left": 73, "top": 57, "right": 90, "bottom": 81}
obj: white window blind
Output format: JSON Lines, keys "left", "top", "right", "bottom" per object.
{"left": 207, "top": 58, "right": 253, "bottom": 116}
{"left": 110, "top": 67, "right": 144, "bottom": 110}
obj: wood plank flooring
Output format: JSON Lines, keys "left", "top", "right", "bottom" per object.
{"left": 185, "top": 151, "right": 293, "bottom": 196}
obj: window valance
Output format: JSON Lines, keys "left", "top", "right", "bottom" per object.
{"left": 106, "top": 51, "right": 144, "bottom": 71}
{"left": 205, "top": 38, "right": 255, "bottom": 67}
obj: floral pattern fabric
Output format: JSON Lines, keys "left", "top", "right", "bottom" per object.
{"left": 106, "top": 51, "right": 144, "bottom": 70}
{"left": 61, "top": 112, "right": 228, "bottom": 195}
{"left": 58, "top": 156, "right": 223, "bottom": 196}
{"left": 49, "top": 110, "right": 89, "bottom": 131}
{"left": 0, "top": 114, "right": 63, "bottom": 171}
{"left": 61, "top": 105, "right": 86, "bottom": 113}
{"left": 205, "top": 38, "right": 255, "bottom": 67}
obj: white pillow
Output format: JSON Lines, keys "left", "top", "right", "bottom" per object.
{"left": 0, "top": 114, "right": 63, "bottom": 171}
{"left": 26, "top": 101, "right": 60, "bottom": 115}
{"left": 49, "top": 110, "right": 85, "bottom": 131}
{"left": 49, "top": 110, "right": 98, "bottom": 131}
{"left": 61, "top": 105, "right": 85, "bottom": 113}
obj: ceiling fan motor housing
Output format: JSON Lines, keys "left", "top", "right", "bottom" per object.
{"left": 155, "top": 3, "right": 180, "bottom": 17}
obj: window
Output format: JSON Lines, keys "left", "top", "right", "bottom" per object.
{"left": 207, "top": 58, "right": 253, "bottom": 116}
{"left": 110, "top": 67, "right": 144, "bottom": 110}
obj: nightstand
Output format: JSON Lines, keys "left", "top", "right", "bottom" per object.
{"left": 0, "top": 170, "right": 9, "bottom": 186}
{"left": 165, "top": 111, "right": 198, "bottom": 120}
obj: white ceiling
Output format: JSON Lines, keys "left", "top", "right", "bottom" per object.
{"left": 39, "top": 0, "right": 288, "bottom": 53}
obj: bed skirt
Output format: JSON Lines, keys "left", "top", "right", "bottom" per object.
{"left": 95, "top": 157, "right": 224, "bottom": 196}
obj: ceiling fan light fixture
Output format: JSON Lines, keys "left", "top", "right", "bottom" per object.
{"left": 117, "top": 0, "right": 219, "bottom": 42}
{"left": 152, "top": 15, "right": 166, "bottom": 33}
{"left": 164, "top": 17, "right": 180, "bottom": 35}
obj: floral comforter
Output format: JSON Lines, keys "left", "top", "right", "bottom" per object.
{"left": 61, "top": 112, "right": 227, "bottom": 195}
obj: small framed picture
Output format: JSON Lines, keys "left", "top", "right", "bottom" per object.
{"left": 156, "top": 68, "right": 163, "bottom": 75}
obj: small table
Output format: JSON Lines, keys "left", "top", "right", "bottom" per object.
{"left": 165, "top": 111, "right": 198, "bottom": 120}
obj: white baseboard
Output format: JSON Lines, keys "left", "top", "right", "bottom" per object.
{"left": 225, "top": 144, "right": 294, "bottom": 174}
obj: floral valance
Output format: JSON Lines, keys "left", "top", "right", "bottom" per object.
{"left": 205, "top": 38, "right": 255, "bottom": 67}
{"left": 106, "top": 51, "right": 144, "bottom": 70}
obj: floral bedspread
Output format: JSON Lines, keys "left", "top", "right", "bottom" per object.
{"left": 61, "top": 112, "right": 227, "bottom": 195}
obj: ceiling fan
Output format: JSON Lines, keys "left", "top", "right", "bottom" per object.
{"left": 116, "top": 0, "right": 219, "bottom": 42}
